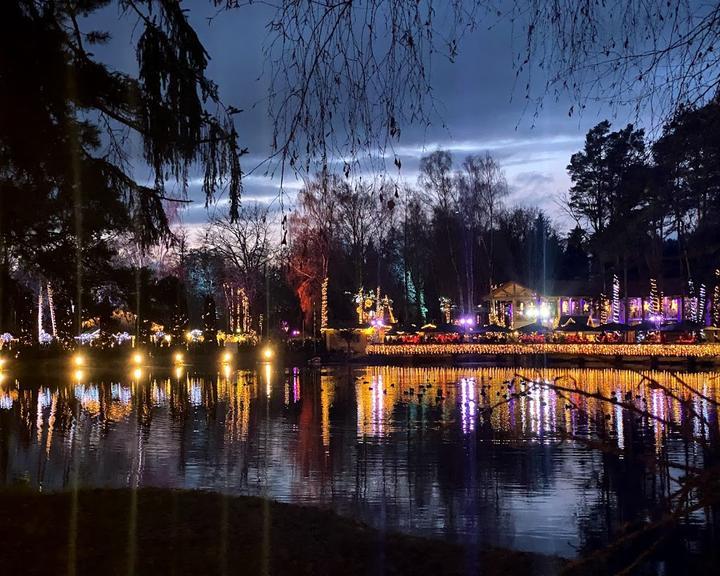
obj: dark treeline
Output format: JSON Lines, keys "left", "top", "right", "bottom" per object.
{"left": 3, "top": 98, "right": 720, "bottom": 339}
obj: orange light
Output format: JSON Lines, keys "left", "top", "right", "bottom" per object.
{"left": 367, "top": 343, "right": 720, "bottom": 358}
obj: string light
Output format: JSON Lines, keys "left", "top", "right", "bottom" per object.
{"left": 713, "top": 269, "right": 720, "bottom": 328}
{"left": 439, "top": 297, "right": 452, "bottom": 324}
{"left": 611, "top": 274, "right": 620, "bottom": 323}
{"left": 367, "top": 342, "right": 720, "bottom": 358}
{"left": 37, "top": 282, "right": 43, "bottom": 345}
{"left": 688, "top": 278, "right": 697, "bottom": 322}
{"left": 321, "top": 276, "right": 329, "bottom": 330}
{"left": 698, "top": 284, "right": 706, "bottom": 324}
{"left": 47, "top": 282, "right": 57, "bottom": 337}
{"left": 650, "top": 278, "right": 660, "bottom": 315}
{"left": 599, "top": 293, "right": 608, "bottom": 325}
{"left": 241, "top": 288, "right": 250, "bottom": 333}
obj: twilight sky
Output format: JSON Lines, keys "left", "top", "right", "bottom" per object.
{"left": 90, "top": 1, "right": 640, "bottom": 235}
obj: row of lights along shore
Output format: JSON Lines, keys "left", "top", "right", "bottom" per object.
{"left": 0, "top": 346, "right": 275, "bottom": 384}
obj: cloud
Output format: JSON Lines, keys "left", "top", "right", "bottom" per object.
{"left": 88, "top": 1, "right": 630, "bottom": 234}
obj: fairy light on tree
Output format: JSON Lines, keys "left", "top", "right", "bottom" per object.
{"left": 241, "top": 289, "right": 250, "bottom": 333}
{"left": 599, "top": 293, "right": 608, "bottom": 325}
{"left": 321, "top": 276, "right": 329, "bottom": 330}
{"left": 439, "top": 297, "right": 452, "bottom": 324}
{"left": 713, "top": 270, "right": 720, "bottom": 328}
{"left": 46, "top": 283, "right": 57, "bottom": 338}
{"left": 36, "top": 281, "right": 57, "bottom": 344}
{"left": 37, "top": 282, "right": 43, "bottom": 344}
{"left": 650, "top": 278, "right": 660, "bottom": 318}
{"left": 688, "top": 278, "right": 697, "bottom": 323}
{"left": 611, "top": 274, "right": 620, "bottom": 323}
{"left": 698, "top": 283, "right": 707, "bottom": 324}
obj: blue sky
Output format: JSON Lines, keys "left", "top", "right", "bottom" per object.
{"left": 89, "top": 1, "right": 640, "bottom": 235}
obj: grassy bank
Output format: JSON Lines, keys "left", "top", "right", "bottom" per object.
{"left": 0, "top": 488, "right": 564, "bottom": 576}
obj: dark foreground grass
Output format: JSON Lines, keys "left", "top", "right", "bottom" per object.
{"left": 0, "top": 488, "right": 564, "bottom": 576}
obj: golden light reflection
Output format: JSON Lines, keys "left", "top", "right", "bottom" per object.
{"left": 354, "top": 366, "right": 720, "bottom": 445}
{"left": 226, "top": 373, "right": 251, "bottom": 441}
{"left": 320, "top": 374, "right": 334, "bottom": 447}
{"left": 174, "top": 366, "right": 185, "bottom": 381}
{"left": 264, "top": 362, "right": 272, "bottom": 397}
{"left": 6, "top": 365, "right": 720, "bottom": 468}
{"left": 173, "top": 352, "right": 184, "bottom": 364}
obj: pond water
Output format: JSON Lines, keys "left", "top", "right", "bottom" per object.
{"left": 1, "top": 364, "right": 718, "bottom": 558}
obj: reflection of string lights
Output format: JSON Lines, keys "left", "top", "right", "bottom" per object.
{"left": 8, "top": 366, "right": 720, "bottom": 466}
{"left": 264, "top": 363, "right": 272, "bottom": 398}
{"left": 367, "top": 343, "right": 720, "bottom": 358}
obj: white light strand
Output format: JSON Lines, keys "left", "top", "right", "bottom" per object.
{"left": 650, "top": 278, "right": 660, "bottom": 315}
{"left": 688, "top": 278, "right": 697, "bottom": 322}
{"left": 37, "top": 282, "right": 43, "bottom": 344}
{"left": 47, "top": 282, "right": 57, "bottom": 336}
{"left": 321, "top": 276, "right": 329, "bottom": 330}
{"left": 612, "top": 274, "right": 620, "bottom": 324}
{"left": 241, "top": 288, "right": 250, "bottom": 333}
{"left": 713, "top": 269, "right": 720, "bottom": 328}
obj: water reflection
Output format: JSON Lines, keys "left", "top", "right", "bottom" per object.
{"left": 0, "top": 365, "right": 719, "bottom": 558}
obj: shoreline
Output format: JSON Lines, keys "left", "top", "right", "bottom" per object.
{"left": 0, "top": 488, "right": 564, "bottom": 576}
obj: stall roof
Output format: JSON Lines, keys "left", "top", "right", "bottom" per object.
{"left": 556, "top": 315, "right": 594, "bottom": 332}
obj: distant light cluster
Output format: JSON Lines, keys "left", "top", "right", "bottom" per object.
{"left": 367, "top": 342, "right": 720, "bottom": 358}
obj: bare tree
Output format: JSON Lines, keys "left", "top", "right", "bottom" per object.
{"left": 215, "top": 1, "right": 479, "bottom": 178}
{"left": 509, "top": 0, "right": 720, "bottom": 125}
{"left": 456, "top": 152, "right": 508, "bottom": 308}
{"left": 286, "top": 173, "right": 342, "bottom": 325}
{"left": 205, "top": 204, "right": 274, "bottom": 313}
